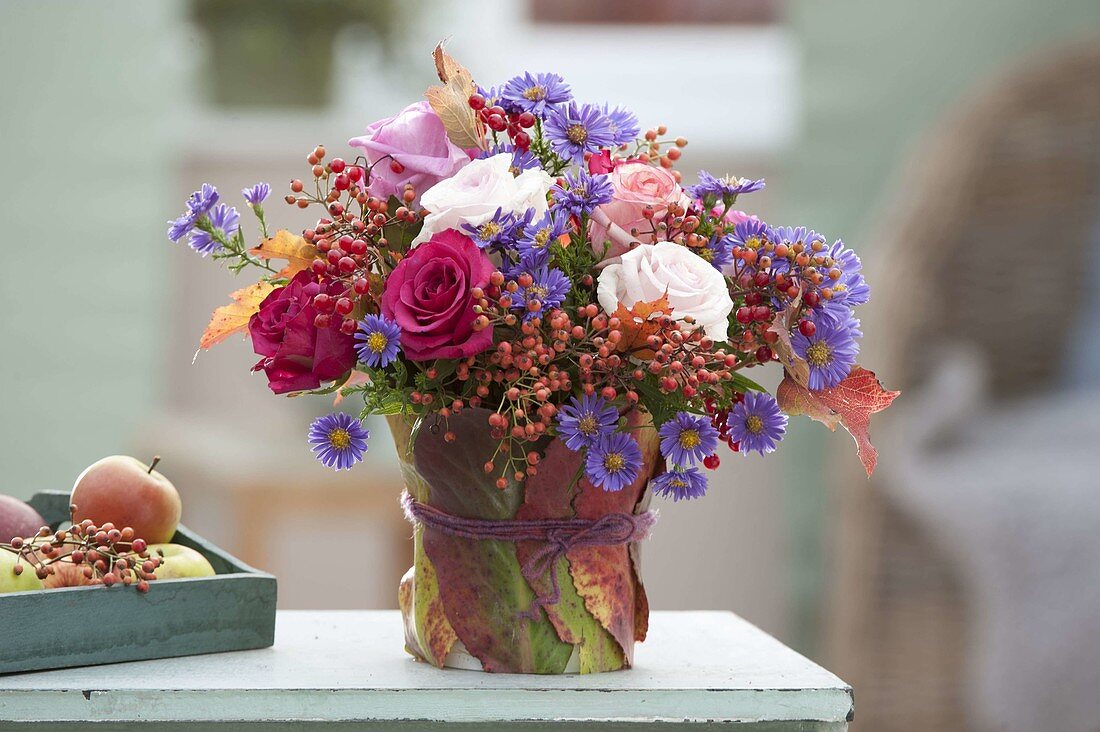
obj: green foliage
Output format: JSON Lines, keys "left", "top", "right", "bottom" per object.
{"left": 383, "top": 195, "right": 422, "bottom": 254}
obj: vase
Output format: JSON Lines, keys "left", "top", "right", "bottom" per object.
{"left": 387, "top": 407, "right": 661, "bottom": 674}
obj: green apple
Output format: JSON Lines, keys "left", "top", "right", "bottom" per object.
{"left": 0, "top": 550, "right": 45, "bottom": 594}
{"left": 149, "top": 543, "right": 215, "bottom": 579}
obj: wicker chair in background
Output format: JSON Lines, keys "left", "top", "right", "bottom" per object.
{"left": 825, "top": 39, "right": 1100, "bottom": 732}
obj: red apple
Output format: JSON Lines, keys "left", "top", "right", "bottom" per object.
{"left": 42, "top": 559, "right": 98, "bottom": 589}
{"left": 71, "top": 456, "right": 182, "bottom": 544}
{"left": 0, "top": 494, "right": 47, "bottom": 544}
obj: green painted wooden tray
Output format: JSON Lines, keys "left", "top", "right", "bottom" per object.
{"left": 0, "top": 491, "right": 276, "bottom": 675}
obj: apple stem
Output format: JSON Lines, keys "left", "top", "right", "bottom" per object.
{"left": 148, "top": 456, "right": 161, "bottom": 474}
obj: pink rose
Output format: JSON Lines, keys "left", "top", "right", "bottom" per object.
{"left": 249, "top": 271, "right": 357, "bottom": 395}
{"left": 709, "top": 205, "right": 756, "bottom": 226}
{"left": 589, "top": 162, "right": 691, "bottom": 260}
{"left": 381, "top": 229, "right": 494, "bottom": 361}
{"left": 349, "top": 101, "right": 470, "bottom": 206}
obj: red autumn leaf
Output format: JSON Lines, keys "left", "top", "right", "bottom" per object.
{"left": 567, "top": 410, "right": 661, "bottom": 666}
{"left": 776, "top": 377, "right": 841, "bottom": 432}
{"left": 516, "top": 440, "right": 625, "bottom": 672}
{"left": 612, "top": 294, "right": 673, "bottom": 355}
{"left": 776, "top": 366, "right": 900, "bottom": 476}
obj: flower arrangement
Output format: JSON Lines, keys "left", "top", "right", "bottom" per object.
{"left": 171, "top": 46, "right": 898, "bottom": 673}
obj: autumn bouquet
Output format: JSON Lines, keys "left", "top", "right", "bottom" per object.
{"left": 172, "top": 46, "right": 897, "bottom": 673}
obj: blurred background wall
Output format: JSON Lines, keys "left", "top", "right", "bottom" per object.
{"left": 2, "top": 2, "right": 1099, "bottom": 730}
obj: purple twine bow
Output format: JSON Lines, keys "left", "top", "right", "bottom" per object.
{"left": 400, "top": 492, "right": 658, "bottom": 621}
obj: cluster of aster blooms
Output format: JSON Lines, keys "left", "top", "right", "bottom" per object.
{"left": 170, "top": 52, "right": 880, "bottom": 501}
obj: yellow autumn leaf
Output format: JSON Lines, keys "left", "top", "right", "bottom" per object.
{"left": 250, "top": 230, "right": 317, "bottom": 279}
{"left": 425, "top": 43, "right": 487, "bottom": 150}
{"left": 199, "top": 281, "right": 275, "bottom": 350}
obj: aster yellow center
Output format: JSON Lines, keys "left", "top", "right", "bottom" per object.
{"left": 604, "top": 453, "right": 625, "bottom": 473}
{"left": 328, "top": 428, "right": 352, "bottom": 449}
{"left": 745, "top": 235, "right": 764, "bottom": 250}
{"left": 529, "top": 284, "right": 549, "bottom": 300}
{"left": 365, "top": 332, "right": 388, "bottom": 353}
{"left": 534, "top": 229, "right": 551, "bottom": 247}
{"left": 805, "top": 341, "right": 832, "bottom": 367}
{"left": 678, "top": 429, "right": 701, "bottom": 450}
{"left": 745, "top": 415, "right": 764, "bottom": 435}
{"left": 523, "top": 85, "right": 547, "bottom": 101}
{"left": 479, "top": 221, "right": 502, "bottom": 240}
{"left": 578, "top": 415, "right": 599, "bottom": 435}
{"left": 566, "top": 123, "right": 588, "bottom": 145}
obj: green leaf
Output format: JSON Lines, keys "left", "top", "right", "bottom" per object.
{"left": 729, "top": 372, "right": 766, "bottom": 393}
{"left": 384, "top": 195, "right": 422, "bottom": 252}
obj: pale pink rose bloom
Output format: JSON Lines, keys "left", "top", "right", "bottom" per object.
{"left": 589, "top": 162, "right": 691, "bottom": 261}
{"left": 596, "top": 241, "right": 734, "bottom": 342}
{"left": 349, "top": 101, "right": 470, "bottom": 207}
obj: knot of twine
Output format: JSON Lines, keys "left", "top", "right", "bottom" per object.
{"left": 400, "top": 492, "right": 658, "bottom": 621}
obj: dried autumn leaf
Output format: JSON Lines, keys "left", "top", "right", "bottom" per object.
{"left": 777, "top": 366, "right": 900, "bottom": 476}
{"left": 425, "top": 43, "right": 487, "bottom": 151}
{"left": 250, "top": 230, "right": 317, "bottom": 279}
{"left": 612, "top": 294, "right": 673, "bottom": 355}
{"left": 767, "top": 290, "right": 810, "bottom": 388}
{"left": 199, "top": 281, "right": 275, "bottom": 350}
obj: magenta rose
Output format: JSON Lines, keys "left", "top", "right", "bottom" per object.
{"left": 348, "top": 101, "right": 470, "bottom": 206}
{"left": 382, "top": 229, "right": 494, "bottom": 361}
{"left": 249, "top": 271, "right": 356, "bottom": 394}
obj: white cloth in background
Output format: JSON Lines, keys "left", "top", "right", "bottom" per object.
{"left": 880, "top": 348, "right": 1100, "bottom": 732}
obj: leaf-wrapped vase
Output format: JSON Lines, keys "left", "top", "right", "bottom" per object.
{"left": 388, "top": 407, "right": 660, "bottom": 674}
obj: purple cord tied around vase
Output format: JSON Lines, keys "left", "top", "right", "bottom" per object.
{"left": 400, "top": 491, "right": 658, "bottom": 621}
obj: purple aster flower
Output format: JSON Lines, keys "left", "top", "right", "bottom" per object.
{"left": 167, "top": 183, "right": 219, "bottom": 242}
{"left": 308, "top": 412, "right": 369, "bottom": 470}
{"left": 355, "top": 314, "right": 402, "bottom": 368}
{"left": 652, "top": 467, "right": 708, "bottom": 502}
{"left": 476, "top": 84, "right": 523, "bottom": 115}
{"left": 791, "top": 311, "right": 862, "bottom": 390}
{"left": 728, "top": 218, "right": 773, "bottom": 255}
{"left": 513, "top": 264, "right": 571, "bottom": 321}
{"left": 551, "top": 171, "right": 613, "bottom": 217}
{"left": 518, "top": 210, "right": 568, "bottom": 258}
{"left": 687, "top": 171, "right": 765, "bottom": 200}
{"left": 461, "top": 207, "right": 524, "bottom": 250}
{"left": 478, "top": 143, "right": 541, "bottom": 175}
{"left": 187, "top": 203, "right": 239, "bottom": 256}
{"left": 818, "top": 239, "right": 870, "bottom": 320}
{"left": 697, "top": 235, "right": 734, "bottom": 271}
{"left": 544, "top": 103, "right": 617, "bottom": 164}
{"left": 726, "top": 392, "right": 787, "bottom": 455}
{"left": 603, "top": 104, "right": 640, "bottom": 146}
{"left": 771, "top": 226, "right": 825, "bottom": 253}
{"left": 556, "top": 393, "right": 619, "bottom": 451}
{"left": 242, "top": 182, "right": 271, "bottom": 206}
{"left": 501, "top": 71, "right": 572, "bottom": 115}
{"left": 585, "top": 432, "right": 643, "bottom": 492}
{"left": 658, "top": 411, "right": 719, "bottom": 467}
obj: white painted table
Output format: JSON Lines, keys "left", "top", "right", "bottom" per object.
{"left": 0, "top": 610, "right": 852, "bottom": 730}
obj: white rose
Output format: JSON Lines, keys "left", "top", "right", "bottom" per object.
{"left": 412, "top": 154, "right": 553, "bottom": 245}
{"left": 597, "top": 242, "right": 734, "bottom": 342}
